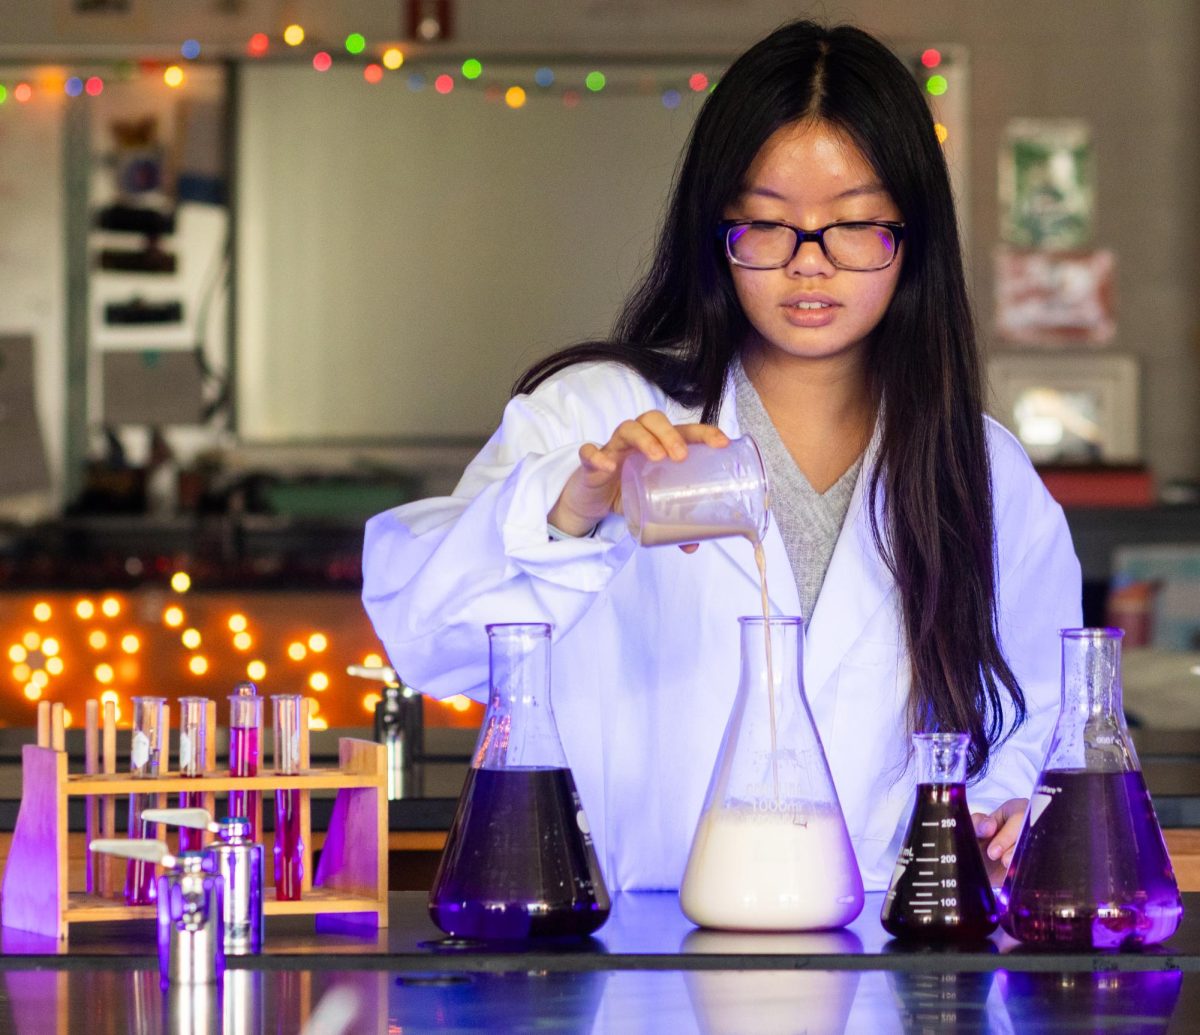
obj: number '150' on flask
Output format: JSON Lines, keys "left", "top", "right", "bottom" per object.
{"left": 428, "top": 623, "right": 611, "bottom": 941}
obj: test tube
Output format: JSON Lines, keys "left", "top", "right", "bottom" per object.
{"left": 228, "top": 682, "right": 262, "bottom": 841}
{"left": 125, "top": 695, "right": 166, "bottom": 905}
{"left": 271, "top": 694, "right": 305, "bottom": 900}
{"left": 177, "top": 696, "right": 210, "bottom": 852}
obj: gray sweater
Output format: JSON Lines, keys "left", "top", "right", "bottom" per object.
{"left": 734, "top": 360, "right": 863, "bottom": 621}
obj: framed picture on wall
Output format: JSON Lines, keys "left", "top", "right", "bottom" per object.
{"left": 999, "top": 118, "right": 1094, "bottom": 249}
{"left": 994, "top": 245, "right": 1116, "bottom": 346}
{"left": 986, "top": 351, "right": 1140, "bottom": 464}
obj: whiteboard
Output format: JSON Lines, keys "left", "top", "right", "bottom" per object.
{"left": 235, "top": 64, "right": 709, "bottom": 442}
{"left": 0, "top": 76, "right": 64, "bottom": 501}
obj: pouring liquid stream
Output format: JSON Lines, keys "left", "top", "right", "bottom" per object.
{"left": 752, "top": 539, "right": 779, "bottom": 802}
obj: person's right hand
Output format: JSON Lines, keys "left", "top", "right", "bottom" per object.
{"left": 547, "top": 411, "right": 729, "bottom": 542}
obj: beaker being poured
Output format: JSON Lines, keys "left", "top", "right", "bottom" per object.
{"left": 1000, "top": 627, "right": 1183, "bottom": 949}
{"left": 880, "top": 732, "right": 998, "bottom": 943}
{"left": 679, "top": 615, "right": 863, "bottom": 931}
{"left": 428, "top": 622, "right": 611, "bottom": 941}
{"left": 621, "top": 435, "right": 769, "bottom": 548}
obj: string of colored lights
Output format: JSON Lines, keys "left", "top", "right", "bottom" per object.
{"left": 0, "top": 27, "right": 955, "bottom": 123}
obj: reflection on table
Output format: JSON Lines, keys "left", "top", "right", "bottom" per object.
{"left": 0, "top": 966, "right": 1191, "bottom": 1034}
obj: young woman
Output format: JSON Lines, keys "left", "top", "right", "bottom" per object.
{"left": 362, "top": 19, "right": 1082, "bottom": 892}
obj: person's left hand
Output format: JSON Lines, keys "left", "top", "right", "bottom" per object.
{"left": 972, "top": 798, "right": 1027, "bottom": 884}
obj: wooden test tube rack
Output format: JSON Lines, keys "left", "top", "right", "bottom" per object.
{"left": 0, "top": 699, "right": 389, "bottom": 943}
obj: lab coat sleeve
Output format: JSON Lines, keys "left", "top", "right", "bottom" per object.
{"left": 361, "top": 365, "right": 646, "bottom": 700}
{"left": 968, "top": 437, "right": 1083, "bottom": 814}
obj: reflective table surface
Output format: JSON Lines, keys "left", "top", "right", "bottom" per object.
{"left": 1, "top": 966, "right": 1198, "bottom": 1033}
{"left": 0, "top": 892, "right": 1198, "bottom": 1033}
{"left": 5, "top": 891, "right": 1198, "bottom": 971}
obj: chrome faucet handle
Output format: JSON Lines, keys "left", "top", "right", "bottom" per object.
{"left": 89, "top": 838, "right": 175, "bottom": 868}
{"left": 141, "top": 807, "right": 219, "bottom": 833}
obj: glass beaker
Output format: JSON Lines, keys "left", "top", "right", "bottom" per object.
{"left": 1000, "top": 628, "right": 1183, "bottom": 948}
{"left": 679, "top": 616, "right": 863, "bottom": 931}
{"left": 621, "top": 435, "right": 769, "bottom": 547}
{"left": 228, "top": 682, "right": 262, "bottom": 840}
{"left": 125, "top": 695, "right": 166, "bottom": 905}
{"left": 428, "top": 623, "right": 611, "bottom": 940}
{"left": 880, "top": 732, "right": 998, "bottom": 942}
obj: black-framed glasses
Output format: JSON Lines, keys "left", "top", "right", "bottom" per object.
{"left": 718, "top": 219, "right": 905, "bottom": 272}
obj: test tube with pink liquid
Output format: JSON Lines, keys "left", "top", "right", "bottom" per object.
{"left": 228, "top": 682, "right": 262, "bottom": 840}
{"left": 176, "top": 696, "right": 210, "bottom": 852}
{"left": 124, "top": 695, "right": 165, "bottom": 905}
{"left": 271, "top": 694, "right": 305, "bottom": 900}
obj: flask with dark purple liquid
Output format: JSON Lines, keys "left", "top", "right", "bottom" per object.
{"left": 1000, "top": 628, "right": 1183, "bottom": 949}
{"left": 881, "top": 732, "right": 998, "bottom": 942}
{"left": 428, "top": 623, "right": 610, "bottom": 941}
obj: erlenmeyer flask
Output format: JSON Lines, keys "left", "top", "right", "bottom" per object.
{"left": 428, "top": 622, "right": 611, "bottom": 940}
{"left": 880, "top": 732, "right": 998, "bottom": 942}
{"left": 1000, "top": 627, "right": 1183, "bottom": 948}
{"left": 679, "top": 616, "right": 863, "bottom": 930}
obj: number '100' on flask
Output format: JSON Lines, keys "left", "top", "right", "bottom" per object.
{"left": 428, "top": 623, "right": 611, "bottom": 941}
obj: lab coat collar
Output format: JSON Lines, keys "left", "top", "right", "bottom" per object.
{"left": 710, "top": 373, "right": 895, "bottom": 706}
{"left": 803, "top": 420, "right": 896, "bottom": 702}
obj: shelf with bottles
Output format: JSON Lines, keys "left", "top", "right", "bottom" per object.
{"left": 0, "top": 697, "right": 388, "bottom": 944}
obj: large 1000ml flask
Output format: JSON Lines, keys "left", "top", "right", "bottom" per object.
{"left": 428, "top": 623, "right": 610, "bottom": 940}
{"left": 1001, "top": 627, "right": 1182, "bottom": 948}
{"left": 680, "top": 616, "right": 863, "bottom": 930}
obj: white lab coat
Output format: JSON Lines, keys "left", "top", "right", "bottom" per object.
{"left": 362, "top": 360, "right": 1082, "bottom": 891}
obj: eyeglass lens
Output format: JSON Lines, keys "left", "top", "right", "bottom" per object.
{"left": 727, "top": 223, "right": 898, "bottom": 270}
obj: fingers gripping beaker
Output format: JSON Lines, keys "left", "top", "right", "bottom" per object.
{"left": 621, "top": 435, "right": 769, "bottom": 547}
{"left": 1001, "top": 628, "right": 1183, "bottom": 948}
{"left": 679, "top": 616, "right": 863, "bottom": 931}
{"left": 880, "top": 732, "right": 998, "bottom": 942}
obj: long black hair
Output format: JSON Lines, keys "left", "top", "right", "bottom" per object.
{"left": 514, "top": 19, "right": 1022, "bottom": 780}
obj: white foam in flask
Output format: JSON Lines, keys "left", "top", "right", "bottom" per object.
{"left": 678, "top": 616, "right": 864, "bottom": 931}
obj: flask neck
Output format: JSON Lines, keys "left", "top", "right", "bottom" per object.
{"left": 914, "top": 732, "right": 969, "bottom": 785}
{"left": 1049, "top": 628, "right": 1138, "bottom": 772}
{"left": 474, "top": 623, "right": 567, "bottom": 769}
{"left": 1061, "top": 627, "right": 1125, "bottom": 721}
{"left": 737, "top": 616, "right": 803, "bottom": 696}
